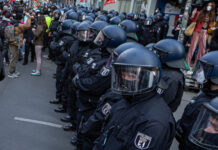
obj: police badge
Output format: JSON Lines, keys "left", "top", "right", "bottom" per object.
{"left": 134, "top": 132, "right": 152, "bottom": 150}
{"left": 100, "top": 67, "right": 110, "bottom": 76}
{"left": 102, "top": 103, "right": 112, "bottom": 116}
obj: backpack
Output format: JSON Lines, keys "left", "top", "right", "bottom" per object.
{"left": 4, "top": 25, "right": 17, "bottom": 42}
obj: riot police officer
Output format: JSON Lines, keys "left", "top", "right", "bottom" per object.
{"left": 72, "top": 25, "right": 126, "bottom": 149}
{"left": 138, "top": 17, "right": 158, "bottom": 46}
{"left": 152, "top": 39, "right": 186, "bottom": 112}
{"left": 176, "top": 51, "right": 218, "bottom": 150}
{"left": 79, "top": 42, "right": 144, "bottom": 150}
{"left": 162, "top": 16, "right": 169, "bottom": 39}
{"left": 49, "top": 20, "right": 75, "bottom": 109}
{"left": 48, "top": 10, "right": 61, "bottom": 60}
{"left": 119, "top": 19, "right": 138, "bottom": 42}
{"left": 92, "top": 47, "right": 175, "bottom": 150}
{"left": 188, "top": 97, "right": 218, "bottom": 149}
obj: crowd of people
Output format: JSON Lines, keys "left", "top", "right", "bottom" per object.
{"left": 0, "top": 1, "right": 218, "bottom": 150}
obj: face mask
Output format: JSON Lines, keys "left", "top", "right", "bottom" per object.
{"left": 207, "top": 6, "right": 212, "bottom": 11}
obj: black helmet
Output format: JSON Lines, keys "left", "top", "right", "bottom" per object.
{"left": 79, "top": 12, "right": 86, "bottom": 21}
{"left": 87, "top": 13, "right": 95, "bottom": 19}
{"left": 119, "top": 20, "right": 137, "bottom": 33}
{"left": 84, "top": 16, "right": 94, "bottom": 22}
{"left": 119, "top": 13, "right": 126, "bottom": 21}
{"left": 197, "top": 51, "right": 218, "bottom": 84}
{"left": 89, "top": 21, "right": 109, "bottom": 41}
{"left": 77, "top": 21, "right": 92, "bottom": 41}
{"left": 113, "top": 42, "right": 144, "bottom": 60}
{"left": 63, "top": 7, "right": 69, "bottom": 13}
{"left": 110, "top": 16, "right": 122, "bottom": 25}
{"left": 94, "top": 25, "right": 126, "bottom": 48}
{"left": 54, "top": 10, "right": 61, "bottom": 20}
{"left": 153, "top": 39, "right": 186, "bottom": 69}
{"left": 95, "top": 15, "right": 107, "bottom": 22}
{"left": 112, "top": 47, "right": 161, "bottom": 95}
{"left": 145, "top": 43, "right": 155, "bottom": 50}
{"left": 144, "top": 17, "right": 153, "bottom": 26}
{"left": 127, "top": 13, "right": 134, "bottom": 20}
{"left": 67, "top": 12, "right": 78, "bottom": 20}
{"left": 189, "top": 97, "right": 218, "bottom": 149}
{"left": 107, "top": 13, "right": 114, "bottom": 20}
{"left": 61, "top": 19, "right": 73, "bottom": 34}
{"left": 133, "top": 13, "right": 139, "bottom": 21}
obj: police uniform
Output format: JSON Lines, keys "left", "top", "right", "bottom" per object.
{"left": 176, "top": 88, "right": 218, "bottom": 150}
{"left": 93, "top": 92, "right": 175, "bottom": 150}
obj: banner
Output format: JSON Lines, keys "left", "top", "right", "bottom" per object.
{"left": 104, "top": 0, "right": 116, "bottom": 6}
{"left": 33, "top": 0, "right": 39, "bottom": 8}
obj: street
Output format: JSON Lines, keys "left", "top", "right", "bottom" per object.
{"left": 0, "top": 54, "right": 198, "bottom": 150}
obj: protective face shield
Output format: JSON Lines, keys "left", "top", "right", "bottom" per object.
{"left": 207, "top": 6, "right": 212, "bottom": 11}
{"left": 189, "top": 107, "right": 218, "bottom": 149}
{"left": 77, "top": 30, "right": 90, "bottom": 42}
{"left": 144, "top": 20, "right": 152, "bottom": 26}
{"left": 88, "top": 28, "right": 98, "bottom": 41}
{"left": 93, "top": 31, "right": 109, "bottom": 47}
{"left": 193, "top": 61, "right": 216, "bottom": 84}
{"left": 112, "top": 65, "right": 159, "bottom": 95}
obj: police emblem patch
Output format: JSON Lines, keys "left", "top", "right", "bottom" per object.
{"left": 102, "top": 103, "right": 112, "bottom": 116}
{"left": 87, "top": 58, "right": 94, "bottom": 65}
{"left": 100, "top": 67, "right": 110, "bottom": 76}
{"left": 92, "top": 63, "right": 97, "bottom": 69}
{"left": 156, "top": 88, "right": 164, "bottom": 95}
{"left": 134, "top": 132, "right": 152, "bottom": 150}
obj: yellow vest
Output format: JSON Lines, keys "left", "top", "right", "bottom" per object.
{"left": 45, "top": 16, "right": 52, "bottom": 32}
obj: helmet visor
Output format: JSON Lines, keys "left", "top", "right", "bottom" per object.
{"left": 93, "top": 31, "right": 109, "bottom": 47}
{"left": 144, "top": 20, "right": 152, "bottom": 26}
{"left": 189, "top": 107, "right": 218, "bottom": 149}
{"left": 193, "top": 61, "right": 214, "bottom": 84}
{"left": 78, "top": 30, "right": 90, "bottom": 42}
{"left": 112, "top": 64, "right": 159, "bottom": 95}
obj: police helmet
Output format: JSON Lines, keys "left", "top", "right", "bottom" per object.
{"left": 84, "top": 16, "right": 94, "bottom": 22}
{"left": 144, "top": 17, "right": 153, "bottom": 26}
{"left": 153, "top": 39, "right": 186, "bottom": 70}
{"left": 94, "top": 25, "right": 126, "bottom": 48}
{"left": 127, "top": 13, "right": 134, "bottom": 20}
{"left": 89, "top": 21, "right": 109, "bottom": 41}
{"left": 95, "top": 15, "right": 108, "bottom": 22}
{"left": 77, "top": 21, "right": 92, "bottom": 42}
{"left": 119, "top": 13, "right": 126, "bottom": 21}
{"left": 61, "top": 19, "right": 73, "bottom": 34}
{"left": 67, "top": 12, "right": 78, "bottom": 21}
{"left": 119, "top": 20, "right": 137, "bottom": 33}
{"left": 110, "top": 16, "right": 122, "bottom": 25}
{"left": 63, "top": 8, "right": 69, "bottom": 13}
{"left": 189, "top": 97, "right": 218, "bottom": 149}
{"left": 107, "top": 14, "right": 114, "bottom": 20}
{"left": 87, "top": 13, "right": 95, "bottom": 19}
{"left": 112, "top": 47, "right": 161, "bottom": 95}
{"left": 156, "top": 13, "right": 163, "bottom": 20}
{"left": 54, "top": 10, "right": 61, "bottom": 20}
{"left": 113, "top": 42, "right": 144, "bottom": 61}
{"left": 197, "top": 51, "right": 218, "bottom": 84}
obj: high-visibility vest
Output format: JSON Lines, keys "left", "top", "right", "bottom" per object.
{"left": 45, "top": 16, "right": 52, "bottom": 32}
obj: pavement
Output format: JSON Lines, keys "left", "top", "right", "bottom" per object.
{"left": 0, "top": 53, "right": 198, "bottom": 150}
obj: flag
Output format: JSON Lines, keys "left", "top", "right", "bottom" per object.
{"left": 104, "top": 0, "right": 116, "bottom": 6}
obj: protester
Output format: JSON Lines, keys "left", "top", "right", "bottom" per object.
{"left": 31, "top": 15, "right": 47, "bottom": 76}
{"left": 186, "top": 2, "right": 216, "bottom": 70}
